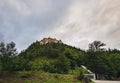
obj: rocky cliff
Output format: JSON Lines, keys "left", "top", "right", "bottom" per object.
{"left": 39, "top": 37, "right": 62, "bottom": 45}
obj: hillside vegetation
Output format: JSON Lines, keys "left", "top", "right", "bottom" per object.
{"left": 19, "top": 41, "right": 84, "bottom": 73}
{"left": 0, "top": 71, "right": 81, "bottom": 83}
{"left": 0, "top": 39, "right": 120, "bottom": 81}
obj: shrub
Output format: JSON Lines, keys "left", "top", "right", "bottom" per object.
{"left": 17, "top": 71, "right": 32, "bottom": 78}
{"left": 78, "top": 67, "right": 87, "bottom": 80}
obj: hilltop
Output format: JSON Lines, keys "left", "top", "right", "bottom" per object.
{"left": 18, "top": 38, "right": 84, "bottom": 73}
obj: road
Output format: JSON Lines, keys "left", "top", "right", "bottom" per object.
{"left": 93, "top": 80, "right": 120, "bottom": 83}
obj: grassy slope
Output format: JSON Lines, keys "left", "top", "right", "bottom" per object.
{"left": 0, "top": 71, "right": 81, "bottom": 83}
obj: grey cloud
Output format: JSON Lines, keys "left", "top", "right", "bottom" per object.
{"left": 0, "top": 0, "right": 72, "bottom": 51}
{"left": 1, "top": 0, "right": 120, "bottom": 51}
{"left": 0, "top": 33, "right": 4, "bottom": 41}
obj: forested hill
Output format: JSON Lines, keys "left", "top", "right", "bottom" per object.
{"left": 18, "top": 39, "right": 120, "bottom": 79}
{"left": 1, "top": 39, "right": 120, "bottom": 80}
{"left": 18, "top": 40, "right": 85, "bottom": 73}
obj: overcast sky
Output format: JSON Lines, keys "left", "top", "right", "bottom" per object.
{"left": 0, "top": 0, "right": 120, "bottom": 52}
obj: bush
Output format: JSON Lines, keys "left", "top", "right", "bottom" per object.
{"left": 17, "top": 71, "right": 32, "bottom": 78}
{"left": 78, "top": 72, "right": 84, "bottom": 80}
{"left": 68, "top": 67, "right": 81, "bottom": 75}
{"left": 78, "top": 67, "right": 87, "bottom": 80}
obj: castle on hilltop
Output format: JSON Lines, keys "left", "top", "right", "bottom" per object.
{"left": 39, "top": 37, "right": 62, "bottom": 45}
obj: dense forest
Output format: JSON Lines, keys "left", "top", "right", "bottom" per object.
{"left": 0, "top": 39, "right": 120, "bottom": 81}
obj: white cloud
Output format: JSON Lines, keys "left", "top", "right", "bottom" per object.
{"left": 45, "top": 0, "right": 120, "bottom": 49}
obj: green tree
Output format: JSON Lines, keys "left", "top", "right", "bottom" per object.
{"left": 0, "top": 41, "right": 17, "bottom": 71}
{"left": 54, "top": 55, "right": 70, "bottom": 73}
{"left": 89, "top": 41, "right": 106, "bottom": 52}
